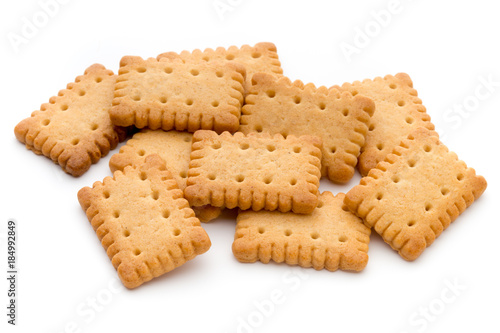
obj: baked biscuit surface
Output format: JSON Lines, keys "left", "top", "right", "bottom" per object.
{"left": 110, "top": 56, "right": 245, "bottom": 133}
{"left": 332, "top": 73, "right": 434, "bottom": 176}
{"left": 184, "top": 130, "right": 322, "bottom": 214}
{"left": 78, "top": 155, "right": 211, "bottom": 289}
{"left": 233, "top": 192, "right": 371, "bottom": 271}
{"left": 14, "top": 64, "right": 123, "bottom": 176}
{"left": 240, "top": 73, "right": 374, "bottom": 183}
{"left": 157, "top": 42, "right": 282, "bottom": 91}
{"left": 109, "top": 129, "right": 222, "bottom": 222}
{"left": 344, "top": 128, "right": 487, "bottom": 261}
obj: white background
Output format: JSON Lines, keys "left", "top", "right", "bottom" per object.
{"left": 1, "top": 1, "right": 499, "bottom": 332}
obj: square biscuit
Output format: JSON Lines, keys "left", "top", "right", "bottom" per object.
{"left": 344, "top": 127, "right": 487, "bottom": 261}
{"left": 157, "top": 42, "right": 283, "bottom": 92}
{"left": 240, "top": 73, "right": 375, "bottom": 183}
{"left": 332, "top": 73, "right": 435, "bottom": 176}
{"left": 233, "top": 192, "right": 371, "bottom": 272}
{"left": 109, "top": 56, "right": 246, "bottom": 133}
{"left": 184, "top": 130, "right": 322, "bottom": 214}
{"left": 77, "top": 154, "right": 211, "bottom": 289}
{"left": 109, "top": 129, "right": 222, "bottom": 222}
{"left": 14, "top": 64, "right": 126, "bottom": 176}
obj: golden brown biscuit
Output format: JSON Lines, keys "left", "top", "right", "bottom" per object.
{"left": 240, "top": 73, "right": 375, "bottom": 183}
{"left": 77, "top": 155, "right": 211, "bottom": 289}
{"left": 157, "top": 42, "right": 282, "bottom": 92}
{"left": 109, "top": 129, "right": 222, "bottom": 222}
{"left": 344, "top": 127, "right": 487, "bottom": 261}
{"left": 233, "top": 192, "right": 371, "bottom": 271}
{"left": 110, "top": 56, "right": 246, "bottom": 133}
{"left": 332, "top": 73, "right": 434, "bottom": 176}
{"left": 184, "top": 130, "right": 322, "bottom": 214}
{"left": 14, "top": 64, "right": 125, "bottom": 176}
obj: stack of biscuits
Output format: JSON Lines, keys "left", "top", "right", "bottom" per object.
{"left": 14, "top": 42, "right": 487, "bottom": 289}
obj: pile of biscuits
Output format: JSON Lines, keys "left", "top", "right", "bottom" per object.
{"left": 14, "top": 42, "right": 487, "bottom": 289}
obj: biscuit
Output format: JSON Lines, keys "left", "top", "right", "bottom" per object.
{"left": 233, "top": 192, "right": 371, "bottom": 271}
{"left": 14, "top": 64, "right": 125, "bottom": 176}
{"left": 332, "top": 73, "right": 435, "bottom": 176}
{"left": 109, "top": 56, "right": 246, "bottom": 133}
{"left": 157, "top": 42, "right": 282, "bottom": 92}
{"left": 184, "top": 130, "right": 322, "bottom": 214}
{"left": 77, "top": 154, "right": 211, "bottom": 289}
{"left": 344, "top": 127, "right": 487, "bottom": 261}
{"left": 109, "top": 129, "right": 222, "bottom": 222}
{"left": 240, "top": 73, "right": 375, "bottom": 183}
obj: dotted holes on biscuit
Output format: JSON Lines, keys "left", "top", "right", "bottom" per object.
{"left": 208, "top": 174, "right": 216, "bottom": 180}
{"left": 338, "top": 235, "right": 347, "bottom": 242}
{"left": 457, "top": 173, "right": 464, "bottom": 181}
{"left": 317, "top": 201, "right": 324, "bottom": 208}
{"left": 266, "top": 144, "right": 276, "bottom": 152}
{"left": 240, "top": 143, "right": 249, "bottom": 150}
{"left": 164, "top": 67, "right": 173, "bottom": 74}
{"left": 123, "top": 230, "right": 130, "bottom": 237}
{"left": 398, "top": 100, "right": 406, "bottom": 107}
{"left": 190, "top": 69, "right": 199, "bottom": 76}
{"left": 255, "top": 125, "right": 263, "bottom": 133}
{"left": 61, "top": 104, "right": 68, "bottom": 111}
{"left": 319, "top": 102, "right": 326, "bottom": 110}
{"left": 258, "top": 227, "right": 265, "bottom": 234}
{"left": 376, "top": 193, "right": 383, "bottom": 201}
{"left": 173, "top": 228, "right": 181, "bottom": 236}
{"left": 376, "top": 143, "right": 384, "bottom": 151}
{"left": 42, "top": 119, "right": 51, "bottom": 126}
{"left": 163, "top": 209, "right": 170, "bottom": 218}
{"left": 392, "top": 175, "right": 400, "bottom": 184}
{"left": 293, "top": 146, "right": 301, "bottom": 153}
{"left": 406, "top": 117, "right": 414, "bottom": 124}
{"left": 263, "top": 176, "right": 273, "bottom": 185}
{"left": 226, "top": 54, "right": 235, "bottom": 60}
{"left": 425, "top": 203, "right": 432, "bottom": 212}
{"left": 140, "top": 172, "right": 147, "bottom": 181}
{"left": 293, "top": 96, "right": 301, "bottom": 104}
{"left": 113, "top": 210, "right": 120, "bottom": 218}
{"left": 95, "top": 77, "right": 103, "bottom": 83}
{"left": 79, "top": 90, "right": 86, "bottom": 97}
{"left": 407, "top": 220, "right": 416, "bottom": 227}
{"left": 216, "top": 70, "right": 224, "bottom": 78}
{"left": 137, "top": 67, "right": 147, "bottom": 73}
{"left": 152, "top": 191, "right": 160, "bottom": 200}
{"left": 389, "top": 83, "right": 397, "bottom": 89}
{"left": 408, "top": 159, "right": 416, "bottom": 168}
{"left": 160, "top": 97, "right": 167, "bottom": 104}
{"left": 342, "top": 108, "right": 349, "bottom": 116}
{"left": 132, "top": 95, "right": 141, "bottom": 102}
{"left": 103, "top": 191, "right": 110, "bottom": 199}
{"left": 134, "top": 249, "right": 141, "bottom": 256}
{"left": 179, "top": 171, "right": 187, "bottom": 179}
{"left": 91, "top": 124, "right": 98, "bottom": 131}
{"left": 441, "top": 188, "right": 450, "bottom": 196}
{"left": 290, "top": 178, "right": 297, "bottom": 186}
{"left": 212, "top": 142, "right": 221, "bottom": 149}
{"left": 330, "top": 146, "right": 337, "bottom": 154}
{"left": 251, "top": 52, "right": 261, "bottom": 58}
{"left": 284, "top": 230, "right": 292, "bottom": 236}
{"left": 423, "top": 144, "right": 432, "bottom": 153}
{"left": 369, "top": 124, "right": 375, "bottom": 131}
{"left": 311, "top": 232, "right": 320, "bottom": 240}
{"left": 138, "top": 149, "right": 146, "bottom": 156}
{"left": 71, "top": 138, "right": 79, "bottom": 146}
{"left": 211, "top": 101, "right": 219, "bottom": 107}
{"left": 186, "top": 99, "right": 193, "bottom": 106}
{"left": 266, "top": 90, "right": 276, "bottom": 98}
{"left": 236, "top": 175, "right": 245, "bottom": 183}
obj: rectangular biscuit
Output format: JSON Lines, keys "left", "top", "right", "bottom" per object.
{"left": 240, "top": 73, "right": 375, "bottom": 183}
{"left": 14, "top": 64, "right": 126, "bottom": 176}
{"left": 184, "top": 130, "right": 322, "bottom": 214}
{"left": 233, "top": 192, "right": 371, "bottom": 271}
{"left": 332, "top": 73, "right": 435, "bottom": 176}
{"left": 157, "top": 42, "right": 283, "bottom": 93}
{"left": 344, "top": 127, "right": 487, "bottom": 261}
{"left": 77, "top": 154, "right": 211, "bottom": 289}
{"left": 109, "top": 56, "right": 246, "bottom": 133}
{"left": 109, "top": 129, "right": 222, "bottom": 222}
